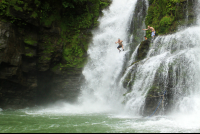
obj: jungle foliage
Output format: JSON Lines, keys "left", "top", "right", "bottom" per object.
{"left": 0, "top": 0, "right": 111, "bottom": 69}
{"left": 145, "top": 0, "right": 186, "bottom": 38}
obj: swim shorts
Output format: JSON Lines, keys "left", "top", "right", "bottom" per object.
{"left": 151, "top": 31, "right": 156, "bottom": 37}
{"left": 117, "top": 45, "right": 122, "bottom": 49}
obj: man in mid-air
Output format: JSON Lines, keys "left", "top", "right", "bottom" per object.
{"left": 115, "top": 38, "right": 124, "bottom": 53}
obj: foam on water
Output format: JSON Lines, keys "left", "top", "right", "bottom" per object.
{"left": 77, "top": 0, "right": 140, "bottom": 112}
{"left": 24, "top": 0, "right": 141, "bottom": 115}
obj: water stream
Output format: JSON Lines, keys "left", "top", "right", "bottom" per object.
{"left": 77, "top": 0, "right": 139, "bottom": 113}
{"left": 1, "top": 0, "right": 200, "bottom": 133}
{"left": 123, "top": 0, "right": 200, "bottom": 116}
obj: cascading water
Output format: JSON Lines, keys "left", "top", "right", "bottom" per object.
{"left": 21, "top": 0, "right": 149, "bottom": 115}
{"left": 2, "top": 0, "right": 200, "bottom": 133}
{"left": 123, "top": 0, "right": 200, "bottom": 119}
{"left": 77, "top": 0, "right": 144, "bottom": 113}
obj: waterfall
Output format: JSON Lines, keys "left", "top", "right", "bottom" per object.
{"left": 78, "top": 0, "right": 148, "bottom": 112}
{"left": 123, "top": 0, "right": 200, "bottom": 116}
{"left": 28, "top": 0, "right": 149, "bottom": 115}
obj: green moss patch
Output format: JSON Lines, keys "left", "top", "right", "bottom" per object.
{"left": 24, "top": 38, "right": 37, "bottom": 46}
{"left": 0, "top": 0, "right": 111, "bottom": 70}
{"left": 145, "top": 0, "right": 195, "bottom": 37}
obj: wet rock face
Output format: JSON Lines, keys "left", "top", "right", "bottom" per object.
{"left": 0, "top": 22, "right": 20, "bottom": 66}
{"left": 142, "top": 0, "right": 198, "bottom": 116}
{"left": 128, "top": 0, "right": 147, "bottom": 54}
{"left": 0, "top": 0, "right": 110, "bottom": 109}
{"left": 122, "top": 39, "right": 150, "bottom": 90}
{"left": 122, "top": 0, "right": 198, "bottom": 116}
{"left": 0, "top": 20, "right": 85, "bottom": 109}
{"left": 136, "top": 39, "right": 151, "bottom": 61}
{"left": 0, "top": 22, "right": 37, "bottom": 109}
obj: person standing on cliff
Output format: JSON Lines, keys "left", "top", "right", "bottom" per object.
{"left": 142, "top": 25, "right": 156, "bottom": 39}
{"left": 115, "top": 38, "right": 124, "bottom": 53}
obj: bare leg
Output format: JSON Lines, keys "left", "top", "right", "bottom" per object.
{"left": 117, "top": 47, "right": 120, "bottom": 52}
{"left": 117, "top": 47, "right": 121, "bottom": 52}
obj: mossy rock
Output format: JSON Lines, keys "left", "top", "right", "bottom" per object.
{"left": 136, "top": 39, "right": 151, "bottom": 61}
{"left": 24, "top": 46, "right": 36, "bottom": 57}
{"left": 145, "top": 0, "right": 196, "bottom": 36}
{"left": 122, "top": 71, "right": 132, "bottom": 89}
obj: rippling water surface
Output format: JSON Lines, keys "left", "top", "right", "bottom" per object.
{"left": 1, "top": 0, "right": 200, "bottom": 133}
{"left": 1, "top": 106, "right": 200, "bottom": 133}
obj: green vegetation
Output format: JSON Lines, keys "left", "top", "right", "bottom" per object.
{"left": 0, "top": 0, "right": 111, "bottom": 69}
{"left": 145, "top": 0, "right": 191, "bottom": 38}
{"left": 57, "top": 0, "right": 111, "bottom": 69}
{"left": 25, "top": 53, "right": 33, "bottom": 57}
{"left": 145, "top": 84, "right": 161, "bottom": 98}
{"left": 0, "top": 0, "right": 40, "bottom": 25}
{"left": 24, "top": 37, "right": 37, "bottom": 46}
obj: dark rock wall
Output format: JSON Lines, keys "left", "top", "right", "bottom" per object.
{"left": 0, "top": 20, "right": 86, "bottom": 109}
{"left": 0, "top": 21, "right": 37, "bottom": 108}
{"left": 0, "top": 0, "right": 112, "bottom": 109}
{"left": 128, "top": 0, "right": 148, "bottom": 56}
{"left": 0, "top": 20, "right": 89, "bottom": 108}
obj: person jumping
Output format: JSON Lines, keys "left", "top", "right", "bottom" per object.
{"left": 115, "top": 38, "right": 124, "bottom": 53}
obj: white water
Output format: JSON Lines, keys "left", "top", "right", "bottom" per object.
{"left": 121, "top": 0, "right": 200, "bottom": 130}
{"left": 24, "top": 0, "right": 140, "bottom": 114}
{"left": 77, "top": 0, "right": 139, "bottom": 112}
{"left": 20, "top": 0, "right": 200, "bottom": 133}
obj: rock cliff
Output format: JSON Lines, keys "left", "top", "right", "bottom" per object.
{"left": 0, "top": 0, "right": 111, "bottom": 109}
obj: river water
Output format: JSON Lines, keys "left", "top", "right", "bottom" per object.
{"left": 1, "top": 0, "right": 200, "bottom": 133}
{"left": 0, "top": 106, "right": 200, "bottom": 133}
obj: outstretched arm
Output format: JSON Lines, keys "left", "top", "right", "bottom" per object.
{"left": 142, "top": 28, "right": 148, "bottom": 30}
